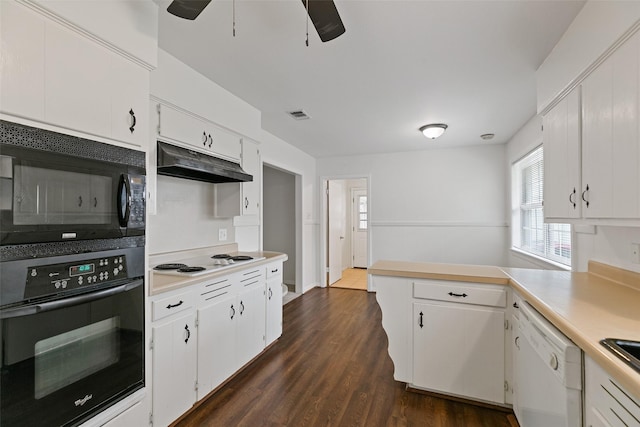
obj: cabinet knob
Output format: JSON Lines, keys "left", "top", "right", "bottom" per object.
{"left": 129, "top": 109, "right": 136, "bottom": 133}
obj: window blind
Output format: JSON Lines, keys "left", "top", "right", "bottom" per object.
{"left": 513, "top": 146, "right": 571, "bottom": 266}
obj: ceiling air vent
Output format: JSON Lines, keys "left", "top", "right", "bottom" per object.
{"left": 287, "top": 110, "right": 311, "bottom": 120}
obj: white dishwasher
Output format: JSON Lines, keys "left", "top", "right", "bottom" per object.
{"left": 515, "top": 302, "right": 582, "bottom": 427}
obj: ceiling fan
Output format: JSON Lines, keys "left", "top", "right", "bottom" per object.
{"left": 166, "top": 0, "right": 346, "bottom": 42}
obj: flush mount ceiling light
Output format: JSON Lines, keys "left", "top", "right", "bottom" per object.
{"left": 419, "top": 124, "right": 448, "bottom": 139}
{"left": 480, "top": 133, "right": 495, "bottom": 140}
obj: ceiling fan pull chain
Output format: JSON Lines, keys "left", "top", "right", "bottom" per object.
{"left": 233, "top": 0, "right": 236, "bottom": 37}
{"left": 305, "top": 0, "right": 309, "bottom": 46}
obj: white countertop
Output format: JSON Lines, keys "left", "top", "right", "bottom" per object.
{"left": 369, "top": 259, "right": 640, "bottom": 399}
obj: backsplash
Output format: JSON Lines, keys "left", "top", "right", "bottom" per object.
{"left": 148, "top": 175, "right": 234, "bottom": 254}
{"left": 576, "top": 226, "right": 640, "bottom": 273}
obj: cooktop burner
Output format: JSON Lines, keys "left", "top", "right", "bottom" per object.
{"left": 177, "top": 266, "right": 206, "bottom": 273}
{"left": 212, "top": 254, "right": 232, "bottom": 259}
{"left": 154, "top": 263, "right": 188, "bottom": 270}
{"left": 231, "top": 255, "right": 253, "bottom": 261}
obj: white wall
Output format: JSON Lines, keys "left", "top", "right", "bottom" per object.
{"left": 318, "top": 145, "right": 508, "bottom": 267}
{"left": 263, "top": 166, "right": 296, "bottom": 285}
{"left": 537, "top": 1, "right": 640, "bottom": 113}
{"left": 148, "top": 175, "right": 234, "bottom": 254}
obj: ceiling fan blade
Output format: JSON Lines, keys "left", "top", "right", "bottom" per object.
{"left": 167, "top": 0, "right": 212, "bottom": 20}
{"left": 302, "top": 0, "right": 346, "bottom": 42}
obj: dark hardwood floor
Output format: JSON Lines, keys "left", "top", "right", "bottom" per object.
{"left": 175, "top": 287, "right": 514, "bottom": 427}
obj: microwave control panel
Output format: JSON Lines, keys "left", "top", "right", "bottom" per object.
{"left": 25, "top": 255, "right": 129, "bottom": 298}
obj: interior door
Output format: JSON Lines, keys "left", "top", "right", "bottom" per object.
{"left": 351, "top": 188, "right": 368, "bottom": 268}
{"left": 327, "top": 180, "right": 345, "bottom": 285}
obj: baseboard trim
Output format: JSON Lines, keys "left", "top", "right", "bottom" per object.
{"left": 405, "top": 385, "right": 513, "bottom": 413}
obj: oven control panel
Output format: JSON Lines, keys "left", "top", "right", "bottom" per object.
{"left": 25, "top": 255, "right": 128, "bottom": 298}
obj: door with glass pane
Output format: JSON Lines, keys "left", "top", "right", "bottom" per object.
{"left": 351, "top": 188, "right": 368, "bottom": 268}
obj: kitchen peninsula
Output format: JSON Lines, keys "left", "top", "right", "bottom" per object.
{"left": 370, "top": 260, "right": 640, "bottom": 426}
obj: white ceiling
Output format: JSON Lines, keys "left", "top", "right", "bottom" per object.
{"left": 157, "top": 0, "right": 585, "bottom": 158}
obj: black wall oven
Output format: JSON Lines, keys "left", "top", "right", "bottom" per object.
{"left": 0, "top": 120, "right": 145, "bottom": 245}
{"left": 0, "top": 121, "right": 146, "bottom": 427}
{"left": 0, "top": 247, "right": 145, "bottom": 427}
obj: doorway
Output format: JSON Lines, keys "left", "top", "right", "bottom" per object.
{"left": 323, "top": 177, "right": 369, "bottom": 289}
{"left": 263, "top": 164, "right": 301, "bottom": 303}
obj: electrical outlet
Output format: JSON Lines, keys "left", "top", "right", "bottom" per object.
{"left": 219, "top": 228, "right": 227, "bottom": 241}
{"left": 632, "top": 243, "right": 640, "bottom": 264}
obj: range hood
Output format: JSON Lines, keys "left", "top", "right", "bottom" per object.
{"left": 157, "top": 141, "right": 252, "bottom": 184}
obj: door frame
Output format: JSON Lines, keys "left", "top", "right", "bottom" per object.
{"left": 262, "top": 162, "right": 303, "bottom": 294}
{"left": 320, "top": 175, "right": 371, "bottom": 290}
{"left": 351, "top": 187, "right": 368, "bottom": 268}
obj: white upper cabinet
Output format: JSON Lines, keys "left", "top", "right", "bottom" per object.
{"left": 543, "top": 88, "right": 581, "bottom": 220}
{"left": 29, "top": 0, "right": 158, "bottom": 69}
{"left": 0, "top": 2, "right": 45, "bottom": 121}
{"left": 582, "top": 30, "right": 640, "bottom": 219}
{"left": 157, "top": 104, "right": 241, "bottom": 162}
{"left": 214, "top": 139, "right": 261, "bottom": 221}
{"left": 543, "top": 29, "right": 640, "bottom": 222}
{"left": 45, "top": 23, "right": 113, "bottom": 139}
{"left": 110, "top": 56, "right": 150, "bottom": 147}
{"left": 0, "top": 1, "right": 155, "bottom": 148}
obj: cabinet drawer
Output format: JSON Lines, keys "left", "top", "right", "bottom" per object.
{"left": 199, "top": 276, "right": 234, "bottom": 304}
{"left": 266, "top": 263, "right": 283, "bottom": 280}
{"left": 152, "top": 291, "right": 195, "bottom": 321}
{"left": 413, "top": 280, "right": 506, "bottom": 308}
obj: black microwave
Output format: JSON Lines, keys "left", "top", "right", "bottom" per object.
{"left": 0, "top": 120, "right": 145, "bottom": 246}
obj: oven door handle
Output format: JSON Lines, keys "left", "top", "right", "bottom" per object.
{"left": 0, "top": 279, "right": 143, "bottom": 319}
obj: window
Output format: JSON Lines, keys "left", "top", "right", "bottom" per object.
{"left": 357, "top": 195, "right": 368, "bottom": 230}
{"left": 512, "top": 146, "right": 571, "bottom": 267}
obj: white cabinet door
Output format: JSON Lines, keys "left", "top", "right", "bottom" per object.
{"left": 110, "top": 55, "right": 149, "bottom": 147}
{"left": 0, "top": 2, "right": 45, "bottom": 121}
{"left": 214, "top": 140, "right": 260, "bottom": 221}
{"left": 196, "top": 294, "right": 237, "bottom": 400}
{"left": 152, "top": 312, "right": 197, "bottom": 427}
{"left": 157, "top": 104, "right": 241, "bottom": 161}
{"left": 236, "top": 283, "right": 266, "bottom": 368}
{"left": 265, "top": 263, "right": 284, "bottom": 346}
{"left": 241, "top": 140, "right": 260, "bottom": 216}
{"left": 45, "top": 23, "right": 112, "bottom": 139}
{"left": 211, "top": 127, "right": 241, "bottom": 162}
{"left": 158, "top": 104, "right": 210, "bottom": 150}
{"left": 582, "top": 31, "right": 640, "bottom": 219}
{"left": 413, "top": 301, "right": 505, "bottom": 404}
{"left": 543, "top": 88, "right": 581, "bottom": 220}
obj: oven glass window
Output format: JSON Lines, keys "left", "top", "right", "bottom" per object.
{"left": 34, "top": 317, "right": 120, "bottom": 399}
{"left": 13, "top": 165, "right": 112, "bottom": 225}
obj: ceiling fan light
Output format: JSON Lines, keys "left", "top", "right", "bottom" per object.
{"left": 419, "top": 124, "right": 448, "bottom": 139}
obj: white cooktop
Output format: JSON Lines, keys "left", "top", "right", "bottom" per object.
{"left": 153, "top": 256, "right": 265, "bottom": 277}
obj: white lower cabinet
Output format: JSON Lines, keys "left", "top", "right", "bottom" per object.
{"left": 265, "top": 262, "right": 284, "bottom": 346}
{"left": 197, "top": 292, "right": 237, "bottom": 399}
{"left": 584, "top": 355, "right": 640, "bottom": 427}
{"left": 411, "top": 280, "right": 507, "bottom": 404}
{"left": 151, "top": 263, "right": 281, "bottom": 425}
{"left": 151, "top": 311, "right": 197, "bottom": 427}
